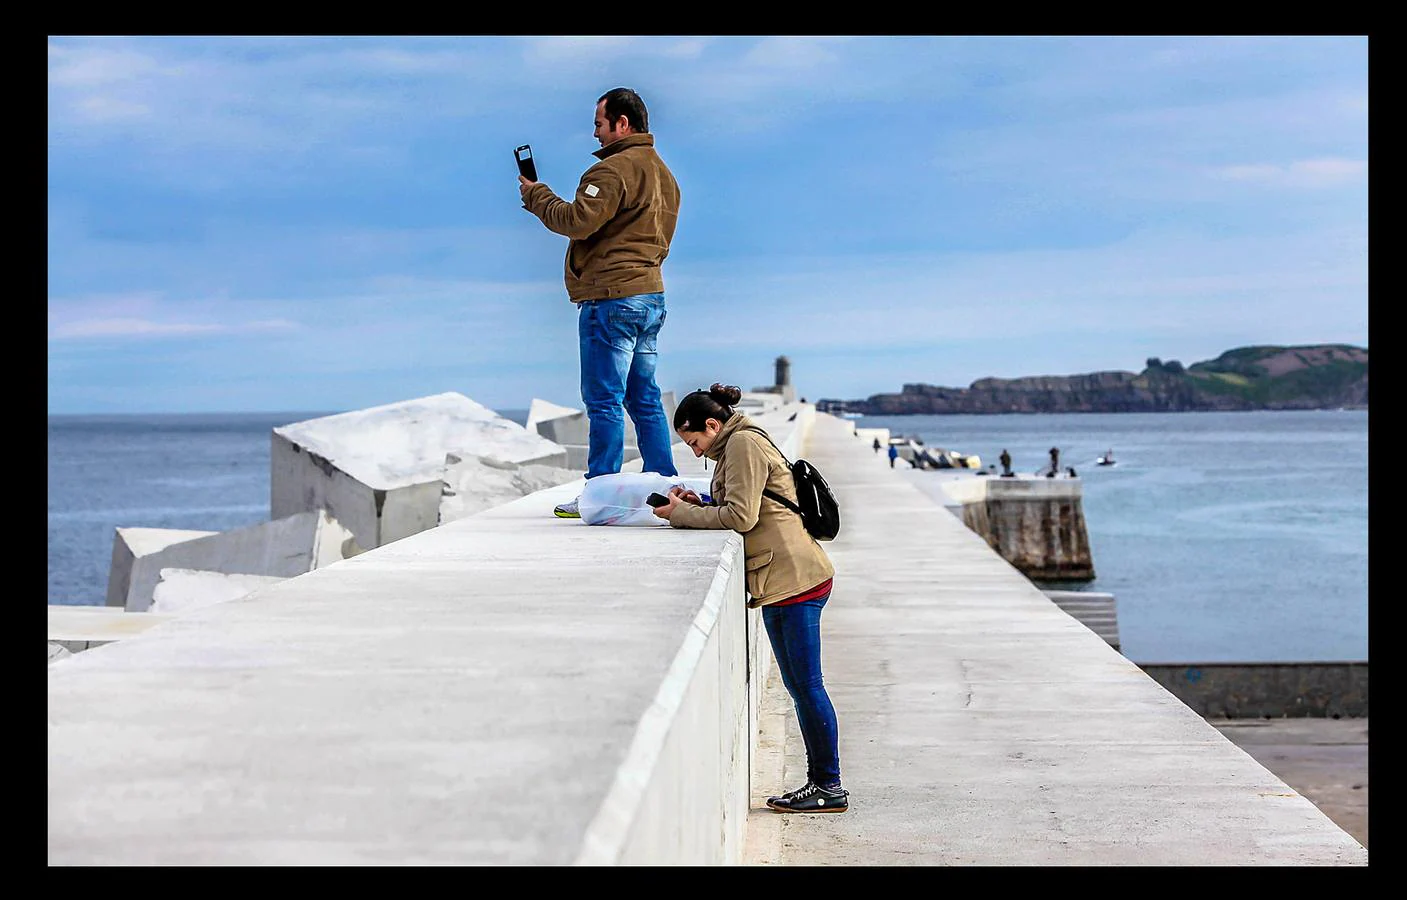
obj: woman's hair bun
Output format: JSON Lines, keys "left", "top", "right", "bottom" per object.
{"left": 709, "top": 383, "right": 743, "bottom": 405}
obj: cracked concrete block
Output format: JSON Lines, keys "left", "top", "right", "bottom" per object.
{"left": 117, "top": 510, "right": 360, "bottom": 612}
{"left": 106, "top": 528, "right": 218, "bottom": 607}
{"left": 439, "top": 453, "right": 583, "bottom": 525}
{"left": 151, "top": 569, "right": 289, "bottom": 615}
{"left": 272, "top": 393, "right": 568, "bottom": 551}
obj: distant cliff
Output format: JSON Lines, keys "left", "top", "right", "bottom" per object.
{"left": 819, "top": 345, "right": 1368, "bottom": 415}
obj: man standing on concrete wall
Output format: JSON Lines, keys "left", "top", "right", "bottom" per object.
{"left": 519, "top": 87, "right": 681, "bottom": 518}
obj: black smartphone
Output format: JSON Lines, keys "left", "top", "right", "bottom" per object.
{"left": 515, "top": 144, "right": 537, "bottom": 181}
{"left": 646, "top": 492, "right": 670, "bottom": 508}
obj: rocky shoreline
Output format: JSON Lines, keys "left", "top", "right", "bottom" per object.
{"left": 820, "top": 344, "right": 1368, "bottom": 415}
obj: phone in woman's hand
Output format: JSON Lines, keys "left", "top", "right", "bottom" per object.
{"left": 646, "top": 492, "right": 670, "bottom": 508}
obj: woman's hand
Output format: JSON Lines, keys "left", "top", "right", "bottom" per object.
{"left": 671, "top": 486, "right": 704, "bottom": 506}
{"left": 652, "top": 491, "right": 683, "bottom": 520}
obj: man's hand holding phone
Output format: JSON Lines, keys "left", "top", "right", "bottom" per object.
{"left": 515, "top": 144, "right": 538, "bottom": 193}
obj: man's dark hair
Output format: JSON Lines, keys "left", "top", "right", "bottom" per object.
{"left": 598, "top": 87, "right": 650, "bottom": 133}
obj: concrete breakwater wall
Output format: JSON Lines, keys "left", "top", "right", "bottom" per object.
{"left": 941, "top": 476, "right": 1095, "bottom": 581}
{"left": 1137, "top": 662, "right": 1368, "bottom": 718}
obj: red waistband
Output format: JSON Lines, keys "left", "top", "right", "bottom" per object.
{"left": 769, "top": 577, "right": 833, "bottom": 607}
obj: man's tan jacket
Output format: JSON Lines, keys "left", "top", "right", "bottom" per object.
{"left": 521, "top": 133, "right": 680, "bottom": 303}
{"left": 669, "top": 414, "right": 835, "bottom": 607}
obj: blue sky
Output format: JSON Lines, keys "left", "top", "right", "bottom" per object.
{"left": 47, "top": 36, "right": 1368, "bottom": 415}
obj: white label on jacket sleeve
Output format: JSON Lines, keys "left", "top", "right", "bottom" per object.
{"left": 584, "top": 184, "right": 600, "bottom": 197}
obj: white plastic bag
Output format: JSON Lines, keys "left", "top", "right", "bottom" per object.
{"left": 578, "top": 472, "right": 713, "bottom": 526}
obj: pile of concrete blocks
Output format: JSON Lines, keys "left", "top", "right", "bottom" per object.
{"left": 525, "top": 392, "right": 678, "bottom": 471}
{"left": 53, "top": 391, "right": 586, "bottom": 662}
{"left": 272, "top": 392, "right": 572, "bottom": 552}
{"left": 106, "top": 510, "right": 359, "bottom": 613}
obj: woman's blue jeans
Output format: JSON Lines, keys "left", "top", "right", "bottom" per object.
{"left": 762, "top": 589, "right": 842, "bottom": 788}
{"left": 577, "top": 293, "right": 679, "bottom": 480}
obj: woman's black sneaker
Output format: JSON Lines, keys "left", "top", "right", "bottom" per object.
{"left": 765, "top": 781, "right": 849, "bottom": 813}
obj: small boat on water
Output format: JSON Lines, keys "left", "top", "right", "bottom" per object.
{"left": 1095, "top": 449, "right": 1117, "bottom": 467}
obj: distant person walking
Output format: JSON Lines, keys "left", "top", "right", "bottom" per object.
{"left": 888, "top": 443, "right": 899, "bottom": 468}
{"left": 518, "top": 87, "right": 681, "bottom": 518}
{"left": 872, "top": 437, "right": 882, "bottom": 454}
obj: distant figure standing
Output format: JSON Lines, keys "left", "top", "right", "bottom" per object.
{"left": 888, "top": 443, "right": 899, "bottom": 468}
{"left": 1047, "top": 447, "right": 1060, "bottom": 478}
{"left": 872, "top": 437, "right": 882, "bottom": 454}
{"left": 999, "top": 448, "right": 1012, "bottom": 477}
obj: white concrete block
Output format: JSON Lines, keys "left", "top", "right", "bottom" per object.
{"left": 439, "top": 453, "right": 583, "bottom": 525}
{"left": 121, "top": 510, "right": 360, "bottom": 612}
{"left": 272, "top": 393, "right": 568, "bottom": 550}
{"left": 106, "top": 528, "right": 218, "bottom": 607}
{"left": 529, "top": 392, "right": 679, "bottom": 471}
{"left": 151, "top": 569, "right": 289, "bottom": 615}
{"left": 525, "top": 397, "right": 581, "bottom": 433}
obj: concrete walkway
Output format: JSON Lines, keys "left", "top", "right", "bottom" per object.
{"left": 743, "top": 413, "right": 1366, "bottom": 865}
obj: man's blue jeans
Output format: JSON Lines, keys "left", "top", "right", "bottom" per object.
{"left": 762, "top": 589, "right": 842, "bottom": 788}
{"left": 578, "top": 293, "right": 679, "bottom": 479}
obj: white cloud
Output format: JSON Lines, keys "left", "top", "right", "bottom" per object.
{"left": 1212, "top": 158, "right": 1367, "bottom": 188}
{"left": 48, "top": 41, "right": 163, "bottom": 88}
{"left": 74, "top": 94, "right": 152, "bottom": 122}
{"left": 49, "top": 317, "right": 300, "bottom": 340}
{"left": 741, "top": 36, "right": 848, "bottom": 69}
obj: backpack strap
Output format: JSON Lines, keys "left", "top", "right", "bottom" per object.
{"left": 742, "top": 426, "right": 805, "bottom": 517}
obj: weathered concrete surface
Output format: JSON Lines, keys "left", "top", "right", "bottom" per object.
{"left": 900, "top": 470, "right": 1095, "bottom": 582}
{"left": 743, "top": 413, "right": 1365, "bottom": 865}
{"left": 982, "top": 477, "right": 1095, "bottom": 581}
{"left": 271, "top": 393, "right": 567, "bottom": 551}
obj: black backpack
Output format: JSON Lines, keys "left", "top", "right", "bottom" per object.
{"left": 746, "top": 427, "right": 841, "bottom": 542}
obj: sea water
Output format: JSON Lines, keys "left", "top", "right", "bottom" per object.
{"left": 857, "top": 409, "right": 1368, "bottom": 663}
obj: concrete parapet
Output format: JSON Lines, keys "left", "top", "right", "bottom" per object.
{"left": 272, "top": 392, "right": 567, "bottom": 551}
{"left": 1138, "top": 663, "right": 1368, "bottom": 718}
{"left": 115, "top": 510, "right": 358, "bottom": 612}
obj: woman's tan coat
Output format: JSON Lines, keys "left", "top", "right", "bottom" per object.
{"left": 668, "top": 413, "right": 834, "bottom": 607}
